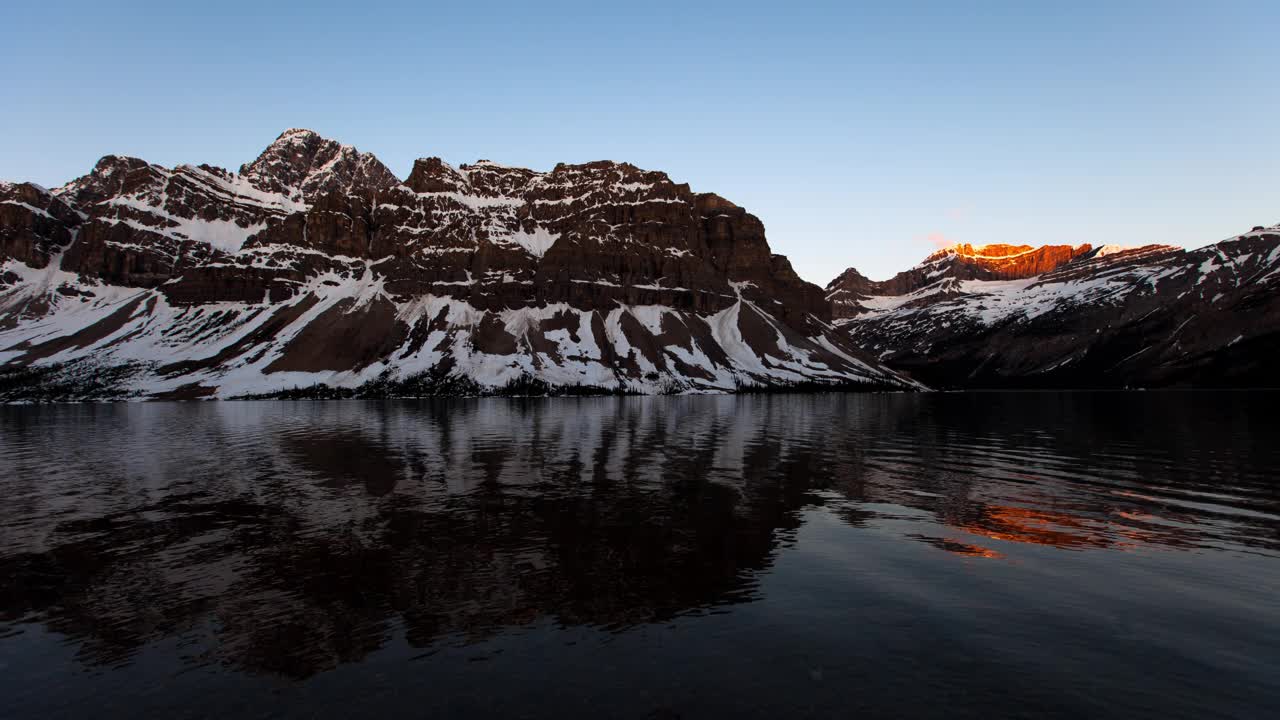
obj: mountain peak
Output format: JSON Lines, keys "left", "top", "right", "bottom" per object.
{"left": 239, "top": 129, "right": 398, "bottom": 200}
{"left": 825, "top": 266, "right": 872, "bottom": 292}
{"left": 406, "top": 156, "right": 470, "bottom": 194}
{"left": 275, "top": 127, "right": 323, "bottom": 141}
{"left": 56, "top": 154, "right": 165, "bottom": 206}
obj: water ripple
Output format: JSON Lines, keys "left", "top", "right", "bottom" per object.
{"left": 0, "top": 392, "right": 1278, "bottom": 718}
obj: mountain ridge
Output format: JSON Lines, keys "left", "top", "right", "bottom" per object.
{"left": 0, "top": 130, "right": 912, "bottom": 400}
{"left": 830, "top": 229, "right": 1280, "bottom": 388}
{"left": 827, "top": 242, "right": 1105, "bottom": 318}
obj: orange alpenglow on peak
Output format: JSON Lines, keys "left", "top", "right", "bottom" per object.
{"left": 948, "top": 243, "right": 1035, "bottom": 257}
{"left": 925, "top": 243, "right": 1088, "bottom": 262}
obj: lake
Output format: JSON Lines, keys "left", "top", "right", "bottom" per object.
{"left": 1, "top": 392, "right": 1277, "bottom": 718}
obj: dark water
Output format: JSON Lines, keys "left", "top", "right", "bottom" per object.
{"left": 1, "top": 393, "right": 1278, "bottom": 719}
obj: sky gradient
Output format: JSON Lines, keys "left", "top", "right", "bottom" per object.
{"left": 5, "top": 1, "right": 1277, "bottom": 284}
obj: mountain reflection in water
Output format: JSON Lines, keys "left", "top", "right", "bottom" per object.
{"left": 1, "top": 393, "right": 1277, "bottom": 719}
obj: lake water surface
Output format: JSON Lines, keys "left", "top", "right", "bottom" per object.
{"left": 1, "top": 393, "right": 1277, "bottom": 718}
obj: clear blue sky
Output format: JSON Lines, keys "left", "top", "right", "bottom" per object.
{"left": 5, "top": 1, "right": 1277, "bottom": 283}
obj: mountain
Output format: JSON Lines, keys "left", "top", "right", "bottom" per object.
{"left": 829, "top": 230, "right": 1280, "bottom": 388}
{"left": 828, "top": 243, "right": 1095, "bottom": 319}
{"left": 0, "top": 130, "right": 911, "bottom": 400}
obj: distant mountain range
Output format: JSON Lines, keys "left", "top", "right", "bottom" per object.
{"left": 828, "top": 232, "right": 1280, "bottom": 388}
{"left": 0, "top": 130, "right": 910, "bottom": 400}
{"left": 2, "top": 130, "right": 1275, "bottom": 400}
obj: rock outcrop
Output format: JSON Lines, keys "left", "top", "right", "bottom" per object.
{"left": 831, "top": 233, "right": 1280, "bottom": 388}
{"left": 0, "top": 130, "right": 912, "bottom": 400}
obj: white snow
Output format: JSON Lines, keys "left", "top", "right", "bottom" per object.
{"left": 177, "top": 216, "right": 265, "bottom": 254}
{"left": 502, "top": 227, "right": 560, "bottom": 258}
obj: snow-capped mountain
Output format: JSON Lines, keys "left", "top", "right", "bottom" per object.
{"left": 0, "top": 130, "right": 911, "bottom": 400}
{"left": 830, "top": 231, "right": 1280, "bottom": 388}
{"left": 827, "top": 243, "right": 1097, "bottom": 319}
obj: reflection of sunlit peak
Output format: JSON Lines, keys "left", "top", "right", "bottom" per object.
{"left": 958, "top": 505, "right": 1109, "bottom": 550}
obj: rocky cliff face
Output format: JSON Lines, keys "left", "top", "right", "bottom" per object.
{"left": 832, "top": 232, "right": 1280, "bottom": 388}
{"left": 0, "top": 130, "right": 911, "bottom": 400}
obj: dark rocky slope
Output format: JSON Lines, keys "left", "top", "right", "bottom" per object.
{"left": 830, "top": 232, "right": 1280, "bottom": 389}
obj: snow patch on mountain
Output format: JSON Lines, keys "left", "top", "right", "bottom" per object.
{"left": 503, "top": 227, "right": 560, "bottom": 257}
